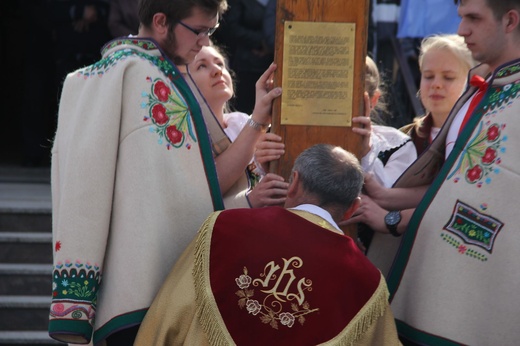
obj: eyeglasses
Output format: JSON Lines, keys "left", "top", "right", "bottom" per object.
{"left": 177, "top": 21, "right": 220, "bottom": 38}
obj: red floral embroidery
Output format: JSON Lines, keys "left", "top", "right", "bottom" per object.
{"left": 486, "top": 124, "right": 500, "bottom": 142}
{"left": 481, "top": 147, "right": 497, "bottom": 165}
{"left": 153, "top": 80, "right": 170, "bottom": 102}
{"left": 466, "top": 165, "right": 483, "bottom": 183}
{"left": 166, "top": 125, "right": 183, "bottom": 144}
{"left": 144, "top": 77, "right": 196, "bottom": 149}
{"left": 55, "top": 241, "right": 62, "bottom": 252}
{"left": 151, "top": 104, "right": 168, "bottom": 125}
{"left": 448, "top": 122, "right": 505, "bottom": 186}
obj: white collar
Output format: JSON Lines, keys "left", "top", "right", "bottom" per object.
{"left": 289, "top": 204, "right": 341, "bottom": 232}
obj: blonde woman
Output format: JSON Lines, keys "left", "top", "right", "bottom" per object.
{"left": 401, "top": 34, "right": 476, "bottom": 155}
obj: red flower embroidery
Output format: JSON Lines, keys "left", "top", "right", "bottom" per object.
{"left": 153, "top": 81, "right": 170, "bottom": 102}
{"left": 55, "top": 241, "right": 61, "bottom": 252}
{"left": 481, "top": 147, "right": 497, "bottom": 165}
{"left": 487, "top": 124, "right": 500, "bottom": 142}
{"left": 151, "top": 104, "right": 169, "bottom": 125}
{"left": 458, "top": 245, "right": 467, "bottom": 254}
{"left": 166, "top": 125, "right": 183, "bottom": 144}
{"left": 466, "top": 165, "right": 483, "bottom": 183}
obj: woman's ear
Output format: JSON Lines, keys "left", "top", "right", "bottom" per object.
{"left": 370, "top": 89, "right": 381, "bottom": 111}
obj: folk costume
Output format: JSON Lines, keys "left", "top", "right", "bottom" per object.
{"left": 48, "top": 38, "right": 224, "bottom": 344}
{"left": 361, "top": 125, "right": 417, "bottom": 189}
{"left": 135, "top": 206, "right": 401, "bottom": 346}
{"left": 400, "top": 112, "right": 439, "bottom": 157}
{"left": 369, "top": 60, "right": 520, "bottom": 345}
{"left": 358, "top": 125, "right": 417, "bottom": 251}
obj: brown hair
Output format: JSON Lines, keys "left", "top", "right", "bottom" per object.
{"left": 138, "top": 0, "right": 228, "bottom": 29}
{"left": 455, "top": 0, "right": 520, "bottom": 22}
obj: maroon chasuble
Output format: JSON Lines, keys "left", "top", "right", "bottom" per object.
{"left": 202, "top": 207, "right": 382, "bottom": 345}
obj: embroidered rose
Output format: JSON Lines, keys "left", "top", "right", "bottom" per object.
{"left": 153, "top": 80, "right": 170, "bottom": 102}
{"left": 481, "top": 147, "right": 497, "bottom": 165}
{"left": 246, "top": 299, "right": 261, "bottom": 315}
{"left": 487, "top": 124, "right": 500, "bottom": 142}
{"left": 166, "top": 125, "right": 183, "bottom": 144}
{"left": 235, "top": 274, "right": 252, "bottom": 289}
{"left": 279, "top": 312, "right": 295, "bottom": 327}
{"left": 466, "top": 165, "right": 483, "bottom": 183}
{"left": 151, "top": 104, "right": 169, "bottom": 125}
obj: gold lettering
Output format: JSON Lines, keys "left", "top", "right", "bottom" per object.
{"left": 254, "top": 257, "right": 306, "bottom": 303}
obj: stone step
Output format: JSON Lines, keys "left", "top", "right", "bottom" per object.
{"left": 0, "top": 212, "right": 52, "bottom": 234}
{"left": 0, "top": 331, "right": 65, "bottom": 345}
{"left": 0, "top": 296, "right": 51, "bottom": 331}
{"left": 0, "top": 263, "right": 52, "bottom": 295}
{"left": 0, "top": 232, "right": 52, "bottom": 264}
{"left": 0, "top": 182, "right": 51, "bottom": 233}
{"left": 0, "top": 166, "right": 50, "bottom": 184}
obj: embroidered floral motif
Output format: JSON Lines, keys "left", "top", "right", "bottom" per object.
{"left": 77, "top": 39, "right": 178, "bottom": 86}
{"left": 447, "top": 75, "right": 520, "bottom": 186}
{"left": 50, "top": 262, "right": 101, "bottom": 324}
{"left": 143, "top": 78, "right": 197, "bottom": 150}
{"left": 235, "top": 258, "right": 319, "bottom": 330}
{"left": 447, "top": 122, "right": 506, "bottom": 187}
{"left": 440, "top": 233, "right": 488, "bottom": 261}
{"left": 52, "top": 262, "right": 101, "bottom": 300}
{"left": 441, "top": 200, "right": 503, "bottom": 261}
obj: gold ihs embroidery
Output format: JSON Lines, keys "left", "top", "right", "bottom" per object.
{"left": 253, "top": 256, "right": 310, "bottom": 305}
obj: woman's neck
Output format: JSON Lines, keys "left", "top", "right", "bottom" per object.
{"left": 209, "top": 101, "right": 226, "bottom": 128}
{"left": 431, "top": 111, "right": 448, "bottom": 128}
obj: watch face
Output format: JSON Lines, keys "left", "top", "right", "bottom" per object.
{"left": 385, "top": 211, "right": 401, "bottom": 226}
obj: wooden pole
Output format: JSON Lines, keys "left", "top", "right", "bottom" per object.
{"left": 270, "top": 0, "right": 369, "bottom": 238}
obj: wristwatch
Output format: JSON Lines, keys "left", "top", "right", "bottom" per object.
{"left": 384, "top": 210, "right": 402, "bottom": 237}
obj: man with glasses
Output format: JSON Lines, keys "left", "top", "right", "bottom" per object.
{"left": 48, "top": 0, "right": 230, "bottom": 345}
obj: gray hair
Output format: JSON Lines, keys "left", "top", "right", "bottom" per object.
{"left": 292, "top": 144, "right": 363, "bottom": 209}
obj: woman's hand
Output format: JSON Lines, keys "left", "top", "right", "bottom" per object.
{"left": 247, "top": 173, "right": 288, "bottom": 208}
{"left": 339, "top": 194, "right": 388, "bottom": 233}
{"left": 254, "top": 133, "right": 285, "bottom": 173}
{"left": 250, "top": 63, "right": 282, "bottom": 126}
{"left": 351, "top": 92, "right": 372, "bottom": 157}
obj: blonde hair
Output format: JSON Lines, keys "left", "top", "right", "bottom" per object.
{"left": 418, "top": 34, "right": 476, "bottom": 73}
{"left": 365, "top": 56, "right": 388, "bottom": 125}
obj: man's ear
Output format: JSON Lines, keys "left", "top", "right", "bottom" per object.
{"left": 504, "top": 9, "right": 520, "bottom": 33}
{"left": 343, "top": 197, "right": 361, "bottom": 220}
{"left": 287, "top": 171, "right": 299, "bottom": 198}
{"left": 152, "top": 12, "right": 169, "bottom": 35}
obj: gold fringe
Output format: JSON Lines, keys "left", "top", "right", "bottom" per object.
{"left": 194, "top": 211, "right": 390, "bottom": 346}
{"left": 193, "top": 211, "right": 236, "bottom": 346}
{"left": 319, "top": 273, "right": 390, "bottom": 346}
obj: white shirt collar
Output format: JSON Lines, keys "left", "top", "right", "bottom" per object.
{"left": 289, "top": 204, "right": 341, "bottom": 232}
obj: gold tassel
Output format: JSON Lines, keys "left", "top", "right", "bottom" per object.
{"left": 320, "top": 273, "right": 390, "bottom": 346}
{"left": 193, "top": 211, "right": 235, "bottom": 345}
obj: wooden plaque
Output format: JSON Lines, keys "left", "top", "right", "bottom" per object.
{"left": 270, "top": 0, "right": 369, "bottom": 237}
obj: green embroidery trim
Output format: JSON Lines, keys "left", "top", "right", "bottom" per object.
{"left": 440, "top": 233, "right": 488, "bottom": 262}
